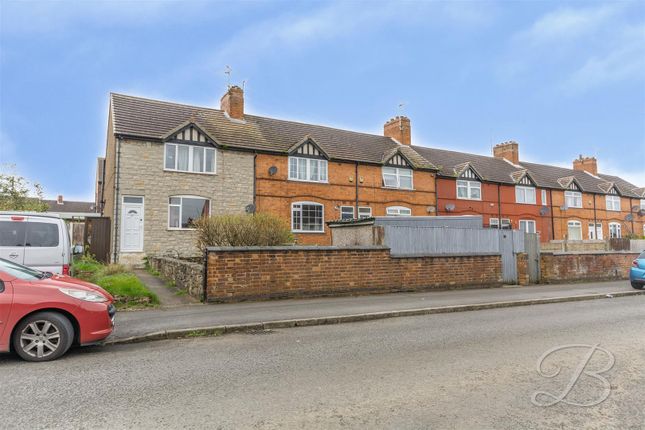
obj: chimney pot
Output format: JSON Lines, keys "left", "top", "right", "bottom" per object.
{"left": 57, "top": 195, "right": 64, "bottom": 205}
{"left": 573, "top": 156, "right": 598, "bottom": 176}
{"left": 220, "top": 85, "right": 244, "bottom": 120}
{"left": 384, "top": 116, "right": 411, "bottom": 145}
{"left": 492, "top": 141, "right": 520, "bottom": 165}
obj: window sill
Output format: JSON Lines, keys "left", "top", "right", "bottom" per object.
{"left": 287, "top": 178, "right": 329, "bottom": 184}
{"left": 381, "top": 186, "right": 414, "bottom": 191}
{"left": 516, "top": 201, "right": 537, "bottom": 205}
{"left": 456, "top": 197, "right": 482, "bottom": 201}
{"left": 164, "top": 169, "right": 217, "bottom": 176}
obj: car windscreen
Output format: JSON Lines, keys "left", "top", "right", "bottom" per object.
{"left": 0, "top": 258, "right": 44, "bottom": 280}
{"left": 0, "top": 221, "right": 26, "bottom": 246}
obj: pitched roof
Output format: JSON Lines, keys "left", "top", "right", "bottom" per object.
{"left": 110, "top": 93, "right": 642, "bottom": 196}
{"left": 44, "top": 200, "right": 96, "bottom": 213}
{"left": 110, "top": 93, "right": 436, "bottom": 169}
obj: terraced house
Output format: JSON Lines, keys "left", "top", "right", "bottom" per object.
{"left": 98, "top": 86, "right": 644, "bottom": 262}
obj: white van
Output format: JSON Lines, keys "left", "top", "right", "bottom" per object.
{"left": 0, "top": 212, "right": 72, "bottom": 275}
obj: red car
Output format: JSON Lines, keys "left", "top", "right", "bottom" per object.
{"left": 0, "top": 257, "right": 115, "bottom": 362}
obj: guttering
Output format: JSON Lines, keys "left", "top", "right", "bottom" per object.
{"left": 253, "top": 152, "right": 257, "bottom": 210}
{"left": 549, "top": 189, "right": 555, "bottom": 240}
{"left": 593, "top": 194, "right": 597, "bottom": 238}
{"left": 112, "top": 137, "right": 122, "bottom": 263}
{"left": 355, "top": 162, "right": 359, "bottom": 214}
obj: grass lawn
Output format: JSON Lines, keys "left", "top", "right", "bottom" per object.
{"left": 72, "top": 256, "right": 159, "bottom": 309}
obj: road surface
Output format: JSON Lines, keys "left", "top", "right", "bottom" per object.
{"left": 1, "top": 296, "right": 643, "bottom": 429}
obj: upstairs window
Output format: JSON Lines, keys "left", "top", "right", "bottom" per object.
{"left": 515, "top": 186, "right": 536, "bottom": 204}
{"left": 165, "top": 143, "right": 215, "bottom": 174}
{"left": 606, "top": 195, "right": 621, "bottom": 211}
{"left": 382, "top": 167, "right": 413, "bottom": 189}
{"left": 292, "top": 202, "right": 324, "bottom": 232}
{"left": 386, "top": 206, "right": 411, "bottom": 216}
{"left": 288, "top": 157, "right": 328, "bottom": 183}
{"left": 564, "top": 191, "right": 582, "bottom": 208}
{"left": 641, "top": 199, "right": 645, "bottom": 210}
{"left": 541, "top": 190, "right": 548, "bottom": 206}
{"left": 457, "top": 180, "right": 481, "bottom": 200}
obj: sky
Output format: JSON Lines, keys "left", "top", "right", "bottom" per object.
{"left": 1, "top": 0, "right": 644, "bottom": 201}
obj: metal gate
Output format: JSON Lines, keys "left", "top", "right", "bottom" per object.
{"left": 525, "top": 233, "right": 540, "bottom": 283}
{"left": 499, "top": 231, "right": 516, "bottom": 284}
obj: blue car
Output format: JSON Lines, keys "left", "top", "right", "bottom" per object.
{"left": 631, "top": 251, "right": 645, "bottom": 289}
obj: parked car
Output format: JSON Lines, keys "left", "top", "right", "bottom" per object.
{"left": 0, "top": 212, "right": 72, "bottom": 275}
{"left": 630, "top": 251, "right": 645, "bottom": 290}
{"left": 0, "top": 258, "right": 115, "bottom": 362}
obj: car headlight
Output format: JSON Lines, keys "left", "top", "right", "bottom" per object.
{"left": 59, "top": 288, "right": 108, "bottom": 303}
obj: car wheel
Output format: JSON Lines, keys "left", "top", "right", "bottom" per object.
{"left": 632, "top": 282, "right": 644, "bottom": 290}
{"left": 12, "top": 312, "right": 74, "bottom": 362}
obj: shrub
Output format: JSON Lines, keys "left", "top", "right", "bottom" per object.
{"left": 194, "top": 213, "right": 294, "bottom": 251}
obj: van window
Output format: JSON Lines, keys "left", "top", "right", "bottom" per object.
{"left": 0, "top": 221, "right": 26, "bottom": 246}
{"left": 25, "top": 223, "right": 59, "bottom": 247}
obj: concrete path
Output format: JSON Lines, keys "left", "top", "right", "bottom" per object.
{"left": 133, "top": 269, "right": 196, "bottom": 306}
{"left": 111, "top": 280, "right": 641, "bottom": 341}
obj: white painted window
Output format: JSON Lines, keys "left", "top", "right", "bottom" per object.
{"left": 292, "top": 202, "right": 324, "bottom": 232}
{"left": 519, "top": 220, "right": 536, "bottom": 233}
{"left": 165, "top": 143, "right": 216, "bottom": 174}
{"left": 489, "top": 217, "right": 499, "bottom": 229}
{"left": 515, "top": 186, "right": 536, "bottom": 204}
{"left": 609, "top": 222, "right": 621, "bottom": 239}
{"left": 588, "top": 223, "right": 603, "bottom": 240}
{"left": 606, "top": 195, "right": 621, "bottom": 211}
{"left": 288, "top": 157, "right": 328, "bottom": 183}
{"left": 340, "top": 206, "right": 354, "bottom": 220}
{"left": 358, "top": 207, "right": 372, "bottom": 219}
{"left": 567, "top": 220, "right": 582, "bottom": 240}
{"left": 457, "top": 180, "right": 481, "bottom": 200}
{"left": 386, "top": 206, "right": 412, "bottom": 216}
{"left": 541, "top": 190, "right": 548, "bottom": 206}
{"left": 501, "top": 218, "right": 511, "bottom": 230}
{"left": 168, "top": 196, "right": 210, "bottom": 230}
{"left": 564, "top": 191, "right": 582, "bottom": 208}
{"left": 641, "top": 199, "right": 645, "bottom": 210}
{"left": 382, "top": 167, "right": 413, "bottom": 189}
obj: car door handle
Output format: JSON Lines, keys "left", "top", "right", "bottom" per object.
{"left": 9, "top": 252, "right": 19, "bottom": 259}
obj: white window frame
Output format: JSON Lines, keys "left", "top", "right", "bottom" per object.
{"left": 457, "top": 180, "right": 481, "bottom": 200}
{"left": 605, "top": 195, "right": 621, "bottom": 212}
{"left": 164, "top": 143, "right": 216, "bottom": 175}
{"left": 588, "top": 223, "right": 603, "bottom": 240}
{"left": 489, "top": 217, "right": 500, "bottom": 229}
{"left": 515, "top": 186, "right": 536, "bottom": 205}
{"left": 386, "top": 206, "right": 412, "bottom": 216}
{"left": 564, "top": 191, "right": 582, "bottom": 208}
{"left": 291, "top": 202, "right": 324, "bottom": 233}
{"left": 641, "top": 199, "right": 645, "bottom": 210}
{"left": 519, "top": 219, "right": 536, "bottom": 234}
{"left": 567, "top": 220, "right": 582, "bottom": 240}
{"left": 541, "top": 190, "right": 548, "bottom": 206}
{"left": 609, "top": 222, "right": 622, "bottom": 239}
{"left": 358, "top": 206, "right": 372, "bottom": 219}
{"left": 382, "top": 167, "right": 413, "bottom": 190}
{"left": 168, "top": 195, "right": 211, "bottom": 230}
{"left": 340, "top": 206, "right": 355, "bottom": 220}
{"left": 500, "top": 218, "right": 511, "bottom": 230}
{"left": 288, "top": 156, "right": 328, "bottom": 183}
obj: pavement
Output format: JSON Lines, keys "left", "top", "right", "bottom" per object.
{"left": 133, "top": 269, "right": 196, "bottom": 306}
{"left": 111, "top": 280, "right": 643, "bottom": 343}
{"left": 1, "top": 296, "right": 643, "bottom": 429}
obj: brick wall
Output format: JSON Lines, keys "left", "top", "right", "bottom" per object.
{"left": 205, "top": 246, "right": 502, "bottom": 302}
{"left": 540, "top": 251, "right": 639, "bottom": 283}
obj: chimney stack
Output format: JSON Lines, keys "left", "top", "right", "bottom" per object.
{"left": 57, "top": 195, "right": 64, "bottom": 205}
{"left": 573, "top": 155, "right": 598, "bottom": 176}
{"left": 493, "top": 141, "right": 520, "bottom": 165}
{"left": 384, "top": 116, "right": 411, "bottom": 145}
{"left": 220, "top": 85, "right": 244, "bottom": 120}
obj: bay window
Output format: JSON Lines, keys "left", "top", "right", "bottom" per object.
{"left": 292, "top": 202, "right": 324, "bottom": 232}
{"left": 288, "top": 157, "right": 328, "bottom": 183}
{"left": 165, "top": 143, "right": 216, "bottom": 174}
{"left": 168, "top": 196, "right": 210, "bottom": 229}
{"left": 382, "top": 167, "right": 413, "bottom": 189}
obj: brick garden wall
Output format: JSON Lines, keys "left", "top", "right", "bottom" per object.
{"left": 205, "top": 246, "right": 502, "bottom": 302}
{"left": 540, "top": 251, "right": 639, "bottom": 283}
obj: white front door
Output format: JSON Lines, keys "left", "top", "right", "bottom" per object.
{"left": 121, "top": 197, "right": 144, "bottom": 252}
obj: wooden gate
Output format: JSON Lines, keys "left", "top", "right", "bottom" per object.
{"left": 84, "top": 217, "right": 111, "bottom": 263}
{"left": 525, "top": 233, "right": 540, "bottom": 283}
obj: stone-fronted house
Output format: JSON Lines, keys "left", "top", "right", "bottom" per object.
{"left": 99, "top": 86, "right": 645, "bottom": 263}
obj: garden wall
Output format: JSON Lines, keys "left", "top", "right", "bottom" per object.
{"left": 205, "top": 246, "right": 502, "bottom": 303}
{"left": 540, "top": 251, "right": 639, "bottom": 284}
{"left": 148, "top": 256, "right": 204, "bottom": 300}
